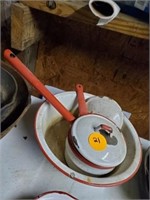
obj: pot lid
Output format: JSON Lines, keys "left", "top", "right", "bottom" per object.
{"left": 70, "top": 114, "right": 127, "bottom": 167}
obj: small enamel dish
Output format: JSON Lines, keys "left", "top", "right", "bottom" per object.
{"left": 86, "top": 96, "right": 124, "bottom": 129}
{"left": 35, "top": 191, "right": 77, "bottom": 200}
{"left": 68, "top": 114, "right": 127, "bottom": 171}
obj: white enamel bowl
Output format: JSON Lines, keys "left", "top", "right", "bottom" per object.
{"left": 86, "top": 96, "right": 124, "bottom": 129}
{"left": 35, "top": 92, "right": 142, "bottom": 187}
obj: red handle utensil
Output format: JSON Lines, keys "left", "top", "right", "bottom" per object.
{"left": 75, "top": 84, "right": 88, "bottom": 116}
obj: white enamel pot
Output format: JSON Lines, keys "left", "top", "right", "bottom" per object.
{"left": 65, "top": 85, "right": 126, "bottom": 175}
{"left": 66, "top": 114, "right": 127, "bottom": 175}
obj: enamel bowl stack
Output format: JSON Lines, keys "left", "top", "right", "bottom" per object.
{"left": 35, "top": 92, "right": 142, "bottom": 187}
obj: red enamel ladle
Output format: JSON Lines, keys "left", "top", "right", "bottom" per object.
{"left": 4, "top": 49, "right": 75, "bottom": 123}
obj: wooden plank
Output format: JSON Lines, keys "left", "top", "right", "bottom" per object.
{"left": 21, "top": 0, "right": 149, "bottom": 39}
{"left": 11, "top": 3, "right": 42, "bottom": 51}
{"left": 103, "top": 13, "right": 149, "bottom": 39}
{"left": 21, "top": 1, "right": 88, "bottom": 17}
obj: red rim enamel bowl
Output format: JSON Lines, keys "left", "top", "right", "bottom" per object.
{"left": 34, "top": 91, "right": 142, "bottom": 187}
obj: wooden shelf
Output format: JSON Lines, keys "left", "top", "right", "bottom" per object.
{"left": 11, "top": 1, "right": 149, "bottom": 51}
{"left": 21, "top": 1, "right": 149, "bottom": 39}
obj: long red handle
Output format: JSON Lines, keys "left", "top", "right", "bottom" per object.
{"left": 4, "top": 49, "right": 75, "bottom": 123}
{"left": 75, "top": 84, "right": 88, "bottom": 116}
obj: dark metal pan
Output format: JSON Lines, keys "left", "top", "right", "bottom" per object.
{"left": 1, "top": 61, "right": 31, "bottom": 139}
